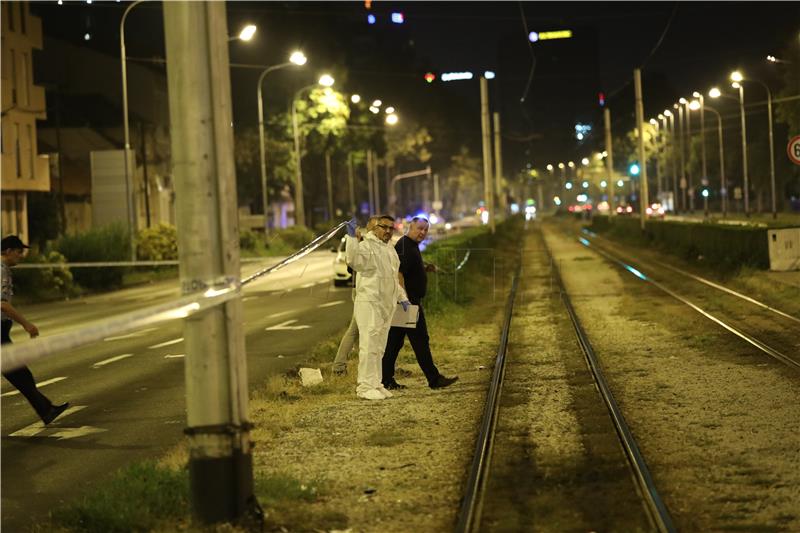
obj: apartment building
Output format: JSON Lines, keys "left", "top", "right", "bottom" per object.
{"left": 1, "top": 1, "right": 50, "bottom": 242}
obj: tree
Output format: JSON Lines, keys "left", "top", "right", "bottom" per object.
{"left": 444, "top": 146, "right": 482, "bottom": 216}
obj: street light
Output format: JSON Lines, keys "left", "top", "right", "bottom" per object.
{"left": 731, "top": 72, "right": 777, "bottom": 219}
{"left": 350, "top": 94, "right": 361, "bottom": 104}
{"left": 581, "top": 157, "right": 590, "bottom": 166}
{"left": 292, "top": 74, "right": 335, "bottom": 227}
{"left": 704, "top": 103, "right": 726, "bottom": 217}
{"left": 257, "top": 51, "right": 307, "bottom": 233}
{"left": 663, "top": 110, "right": 677, "bottom": 212}
{"left": 674, "top": 102, "right": 687, "bottom": 211}
{"left": 385, "top": 113, "right": 399, "bottom": 125}
{"left": 727, "top": 71, "right": 750, "bottom": 216}
{"left": 231, "top": 24, "right": 257, "bottom": 42}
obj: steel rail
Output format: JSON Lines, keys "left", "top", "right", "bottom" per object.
{"left": 1, "top": 222, "right": 347, "bottom": 373}
{"left": 581, "top": 229, "right": 800, "bottom": 325}
{"left": 542, "top": 230, "right": 677, "bottom": 533}
{"left": 455, "top": 261, "right": 521, "bottom": 533}
{"left": 578, "top": 237, "right": 800, "bottom": 371}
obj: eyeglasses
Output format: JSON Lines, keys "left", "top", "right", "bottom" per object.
{"left": 376, "top": 224, "right": 393, "bottom": 230}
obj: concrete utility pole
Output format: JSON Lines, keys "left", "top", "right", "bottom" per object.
{"left": 493, "top": 112, "right": 506, "bottom": 213}
{"left": 667, "top": 112, "right": 678, "bottom": 212}
{"left": 736, "top": 83, "right": 750, "bottom": 217}
{"left": 677, "top": 105, "right": 686, "bottom": 212}
{"left": 366, "top": 150, "right": 374, "bottom": 216}
{"left": 163, "top": 2, "right": 255, "bottom": 525}
{"left": 604, "top": 108, "right": 616, "bottom": 216}
{"left": 479, "top": 77, "right": 495, "bottom": 233}
{"left": 634, "top": 69, "right": 649, "bottom": 230}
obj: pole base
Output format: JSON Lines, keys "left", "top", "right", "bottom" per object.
{"left": 189, "top": 449, "right": 261, "bottom": 527}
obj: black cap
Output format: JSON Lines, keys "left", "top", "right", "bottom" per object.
{"left": 1, "top": 235, "right": 30, "bottom": 251}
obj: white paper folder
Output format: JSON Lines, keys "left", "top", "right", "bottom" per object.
{"left": 391, "top": 304, "right": 419, "bottom": 328}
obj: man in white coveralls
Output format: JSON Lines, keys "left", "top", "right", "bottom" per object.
{"left": 345, "top": 215, "right": 410, "bottom": 400}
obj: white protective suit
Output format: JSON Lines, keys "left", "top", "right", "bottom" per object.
{"left": 345, "top": 231, "right": 407, "bottom": 397}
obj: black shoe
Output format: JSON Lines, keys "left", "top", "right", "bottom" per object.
{"left": 383, "top": 380, "right": 407, "bottom": 390}
{"left": 429, "top": 375, "right": 458, "bottom": 389}
{"left": 41, "top": 402, "right": 69, "bottom": 425}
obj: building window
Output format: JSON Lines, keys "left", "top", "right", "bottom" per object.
{"left": 21, "top": 52, "right": 29, "bottom": 106}
{"left": 20, "top": 1, "right": 26, "bottom": 34}
{"left": 27, "top": 124, "right": 34, "bottom": 180}
{"left": 6, "top": 3, "right": 15, "bottom": 32}
{"left": 10, "top": 49, "right": 17, "bottom": 104}
{"left": 14, "top": 123, "right": 21, "bottom": 178}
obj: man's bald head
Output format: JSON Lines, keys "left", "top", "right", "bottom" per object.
{"left": 407, "top": 216, "right": 430, "bottom": 243}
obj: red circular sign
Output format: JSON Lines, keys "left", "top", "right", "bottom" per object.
{"left": 788, "top": 135, "right": 800, "bottom": 166}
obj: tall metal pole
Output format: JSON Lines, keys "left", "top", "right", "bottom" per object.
{"left": 668, "top": 112, "right": 678, "bottom": 212}
{"left": 684, "top": 100, "right": 694, "bottom": 212}
{"left": 677, "top": 105, "right": 686, "bottom": 212}
{"left": 653, "top": 121, "right": 662, "bottom": 198}
{"left": 604, "top": 108, "right": 615, "bottom": 216}
{"left": 325, "top": 151, "right": 334, "bottom": 220}
{"left": 634, "top": 69, "right": 649, "bottom": 230}
{"left": 479, "top": 77, "right": 495, "bottom": 233}
{"left": 737, "top": 83, "right": 749, "bottom": 217}
{"left": 433, "top": 173, "right": 441, "bottom": 216}
{"left": 366, "top": 150, "right": 374, "bottom": 215}
{"left": 291, "top": 91, "right": 307, "bottom": 227}
{"left": 706, "top": 105, "right": 726, "bottom": 217}
{"left": 120, "top": 0, "right": 144, "bottom": 260}
{"left": 257, "top": 63, "right": 291, "bottom": 233}
{"left": 347, "top": 153, "right": 355, "bottom": 216}
{"left": 699, "top": 95, "right": 707, "bottom": 216}
{"left": 749, "top": 80, "right": 776, "bottom": 218}
{"left": 163, "top": 1, "right": 254, "bottom": 524}
{"left": 493, "top": 112, "right": 506, "bottom": 213}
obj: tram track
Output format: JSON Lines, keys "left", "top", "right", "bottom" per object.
{"left": 577, "top": 229, "right": 800, "bottom": 371}
{"left": 457, "top": 224, "right": 674, "bottom": 532}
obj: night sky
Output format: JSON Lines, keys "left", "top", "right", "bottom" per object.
{"left": 31, "top": 1, "right": 800, "bottom": 179}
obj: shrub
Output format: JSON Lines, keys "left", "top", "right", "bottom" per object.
{"left": 239, "top": 229, "right": 259, "bottom": 251}
{"left": 53, "top": 223, "right": 130, "bottom": 290}
{"left": 136, "top": 223, "right": 178, "bottom": 261}
{"left": 12, "top": 250, "right": 76, "bottom": 301}
{"left": 267, "top": 225, "right": 315, "bottom": 251}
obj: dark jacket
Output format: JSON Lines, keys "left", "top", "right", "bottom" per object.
{"left": 395, "top": 235, "right": 426, "bottom": 304}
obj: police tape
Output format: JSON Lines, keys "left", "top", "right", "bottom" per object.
{"left": 1, "top": 221, "right": 348, "bottom": 373}
{"left": 14, "top": 257, "right": 299, "bottom": 269}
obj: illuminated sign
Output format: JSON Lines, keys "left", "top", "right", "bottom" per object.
{"left": 529, "top": 29, "right": 573, "bottom": 43}
{"left": 441, "top": 71, "right": 474, "bottom": 82}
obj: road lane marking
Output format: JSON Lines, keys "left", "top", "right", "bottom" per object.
{"left": 2, "top": 377, "right": 67, "bottom": 397}
{"left": 9, "top": 406, "right": 108, "bottom": 440}
{"left": 164, "top": 354, "right": 185, "bottom": 359}
{"left": 148, "top": 337, "right": 184, "bottom": 349}
{"left": 318, "top": 300, "right": 345, "bottom": 308}
{"left": 242, "top": 296, "right": 257, "bottom": 302}
{"left": 92, "top": 354, "right": 134, "bottom": 368}
{"left": 267, "top": 310, "right": 293, "bottom": 319}
{"left": 266, "top": 319, "right": 311, "bottom": 331}
{"left": 104, "top": 327, "right": 159, "bottom": 342}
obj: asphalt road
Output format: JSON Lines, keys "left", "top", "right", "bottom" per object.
{"left": 1, "top": 251, "right": 353, "bottom": 531}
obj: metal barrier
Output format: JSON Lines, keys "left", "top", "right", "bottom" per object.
{"left": 1, "top": 222, "right": 347, "bottom": 373}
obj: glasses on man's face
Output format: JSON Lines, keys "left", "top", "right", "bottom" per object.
{"left": 376, "top": 224, "right": 393, "bottom": 230}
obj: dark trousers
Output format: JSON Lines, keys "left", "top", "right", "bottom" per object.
{"left": 2, "top": 320, "right": 53, "bottom": 419}
{"left": 382, "top": 306, "right": 440, "bottom": 386}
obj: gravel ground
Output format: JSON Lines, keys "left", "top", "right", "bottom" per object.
{"left": 542, "top": 220, "right": 800, "bottom": 531}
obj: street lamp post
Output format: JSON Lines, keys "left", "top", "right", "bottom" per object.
{"left": 120, "top": 0, "right": 146, "bottom": 260}
{"left": 704, "top": 104, "right": 726, "bottom": 217}
{"left": 680, "top": 97, "right": 695, "bottom": 212}
{"left": 730, "top": 75, "right": 750, "bottom": 216}
{"left": 291, "top": 74, "right": 334, "bottom": 227}
{"left": 675, "top": 103, "right": 687, "bottom": 212}
{"left": 256, "top": 52, "right": 306, "bottom": 232}
{"left": 649, "top": 118, "right": 661, "bottom": 198}
{"left": 736, "top": 74, "right": 776, "bottom": 219}
{"left": 664, "top": 110, "right": 677, "bottom": 212}
{"left": 693, "top": 92, "right": 708, "bottom": 216}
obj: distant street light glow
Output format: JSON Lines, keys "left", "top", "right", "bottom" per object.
{"left": 386, "top": 113, "right": 399, "bottom": 125}
{"left": 581, "top": 157, "right": 590, "bottom": 165}
{"left": 385, "top": 106, "right": 395, "bottom": 114}
{"left": 319, "top": 74, "right": 335, "bottom": 87}
{"left": 350, "top": 94, "right": 361, "bottom": 104}
{"left": 709, "top": 87, "right": 721, "bottom": 98}
{"left": 689, "top": 100, "right": 701, "bottom": 110}
{"left": 576, "top": 133, "right": 584, "bottom": 140}
{"left": 702, "top": 189, "right": 710, "bottom": 198}
{"left": 663, "top": 110, "right": 672, "bottom": 116}
{"left": 367, "top": 14, "right": 376, "bottom": 24}
{"left": 649, "top": 118, "right": 658, "bottom": 125}
{"left": 372, "top": 99, "right": 382, "bottom": 107}
{"left": 679, "top": 97, "right": 688, "bottom": 105}
{"left": 289, "top": 51, "right": 307, "bottom": 65}
{"left": 629, "top": 163, "right": 640, "bottom": 176}
{"left": 600, "top": 180, "right": 607, "bottom": 188}
{"left": 84, "top": 32, "right": 91, "bottom": 40}
{"left": 730, "top": 70, "right": 743, "bottom": 82}
{"left": 391, "top": 12, "right": 404, "bottom": 24}
{"left": 577, "top": 194, "right": 588, "bottom": 202}
{"left": 568, "top": 161, "right": 575, "bottom": 168}
{"left": 582, "top": 181, "right": 589, "bottom": 188}
{"left": 617, "top": 179, "right": 624, "bottom": 187}
{"left": 441, "top": 71, "right": 474, "bottom": 82}
{"left": 558, "top": 162, "right": 565, "bottom": 169}
{"left": 369, "top": 106, "right": 379, "bottom": 114}
{"left": 484, "top": 71, "right": 496, "bottom": 79}
{"left": 546, "top": 164, "right": 554, "bottom": 171}
{"left": 565, "top": 182, "right": 573, "bottom": 190}
{"left": 238, "top": 24, "right": 257, "bottom": 42}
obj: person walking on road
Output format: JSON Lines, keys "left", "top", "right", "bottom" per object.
{"left": 345, "top": 215, "right": 410, "bottom": 400}
{"left": 1, "top": 235, "right": 69, "bottom": 424}
{"left": 382, "top": 217, "right": 458, "bottom": 390}
{"left": 332, "top": 218, "right": 377, "bottom": 376}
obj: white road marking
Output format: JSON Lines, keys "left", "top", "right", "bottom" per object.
{"left": 148, "top": 337, "right": 184, "bottom": 349}
{"left": 9, "top": 405, "right": 103, "bottom": 440}
{"left": 164, "top": 353, "right": 185, "bottom": 359}
{"left": 2, "top": 377, "right": 67, "bottom": 397}
{"left": 266, "top": 319, "right": 311, "bottom": 331}
{"left": 318, "top": 300, "right": 345, "bottom": 308}
{"left": 267, "top": 310, "right": 293, "bottom": 319}
{"left": 92, "top": 354, "right": 134, "bottom": 368}
{"left": 104, "top": 327, "right": 159, "bottom": 342}
{"left": 242, "top": 296, "right": 257, "bottom": 302}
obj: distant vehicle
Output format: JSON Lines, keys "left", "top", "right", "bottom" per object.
{"left": 616, "top": 205, "right": 634, "bottom": 215}
{"left": 646, "top": 202, "right": 666, "bottom": 218}
{"left": 331, "top": 236, "right": 353, "bottom": 287}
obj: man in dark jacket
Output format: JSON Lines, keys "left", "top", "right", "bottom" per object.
{"left": 381, "top": 217, "right": 458, "bottom": 390}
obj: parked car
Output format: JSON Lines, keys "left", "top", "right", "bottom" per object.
{"left": 332, "top": 236, "right": 353, "bottom": 287}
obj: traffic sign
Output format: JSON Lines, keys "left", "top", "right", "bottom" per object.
{"left": 787, "top": 135, "right": 800, "bottom": 166}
